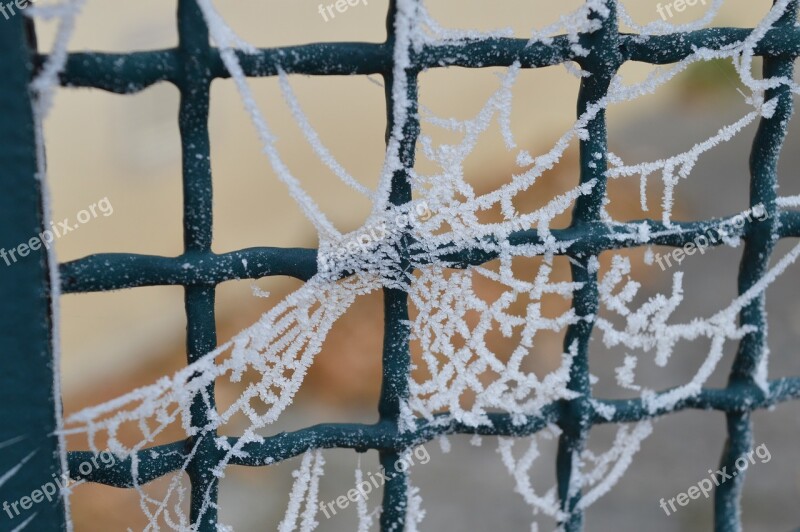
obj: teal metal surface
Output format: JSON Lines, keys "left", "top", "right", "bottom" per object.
{"left": 0, "top": 14, "right": 65, "bottom": 532}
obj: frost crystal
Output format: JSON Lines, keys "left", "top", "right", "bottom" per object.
{"left": 32, "top": 0, "right": 800, "bottom": 530}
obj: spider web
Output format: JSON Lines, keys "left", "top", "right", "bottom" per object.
{"left": 29, "top": 0, "right": 800, "bottom": 530}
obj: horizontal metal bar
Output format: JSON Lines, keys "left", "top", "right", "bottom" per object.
{"left": 68, "top": 440, "right": 187, "bottom": 488}
{"left": 227, "top": 407, "right": 560, "bottom": 467}
{"left": 68, "top": 375, "right": 799, "bottom": 488}
{"left": 59, "top": 210, "right": 800, "bottom": 294}
{"left": 413, "top": 35, "right": 576, "bottom": 69}
{"left": 431, "top": 210, "right": 800, "bottom": 268}
{"left": 0, "top": 15, "right": 67, "bottom": 529}
{"left": 598, "top": 376, "right": 800, "bottom": 423}
{"left": 216, "top": 42, "right": 392, "bottom": 77}
{"left": 65, "top": 409, "right": 559, "bottom": 488}
{"left": 621, "top": 26, "right": 800, "bottom": 64}
{"left": 45, "top": 26, "right": 800, "bottom": 94}
{"left": 60, "top": 247, "right": 317, "bottom": 293}
{"left": 37, "top": 50, "right": 179, "bottom": 94}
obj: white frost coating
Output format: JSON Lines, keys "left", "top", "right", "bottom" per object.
{"left": 498, "top": 426, "right": 565, "bottom": 521}
{"left": 402, "top": 448, "right": 426, "bottom": 532}
{"left": 415, "top": 2, "right": 514, "bottom": 44}
{"left": 0, "top": 450, "right": 38, "bottom": 488}
{"left": 600, "top": 3, "right": 797, "bottom": 222}
{"left": 575, "top": 421, "right": 653, "bottom": 509}
{"left": 371, "top": 0, "right": 420, "bottom": 211}
{"left": 527, "top": 0, "right": 607, "bottom": 55}
{"left": 617, "top": 0, "right": 724, "bottom": 36}
{"left": 405, "top": 482, "right": 426, "bottom": 532}
{"left": 643, "top": 247, "right": 655, "bottom": 266}
{"left": 437, "top": 435, "right": 451, "bottom": 454}
{"left": 299, "top": 451, "right": 325, "bottom": 532}
{"left": 596, "top": 244, "right": 800, "bottom": 412}
{"left": 277, "top": 68, "right": 374, "bottom": 199}
{"left": 251, "top": 285, "right": 271, "bottom": 299}
{"left": 278, "top": 451, "right": 325, "bottom": 532}
{"left": 602, "top": 45, "right": 778, "bottom": 220}
{"left": 10, "top": 512, "right": 38, "bottom": 532}
{"left": 195, "top": 0, "right": 340, "bottom": 239}
{"left": 28, "top": 1, "right": 88, "bottom": 531}
{"left": 589, "top": 399, "right": 616, "bottom": 421}
{"left": 354, "top": 466, "right": 374, "bottom": 532}
{"left": 777, "top": 195, "right": 800, "bottom": 208}
{"left": 37, "top": 1, "right": 799, "bottom": 530}
{"left": 29, "top": 0, "right": 88, "bottom": 115}
{"left": 615, "top": 355, "right": 640, "bottom": 391}
{"left": 734, "top": 0, "right": 800, "bottom": 96}
{"left": 407, "top": 265, "right": 581, "bottom": 427}
{"left": 65, "top": 276, "right": 376, "bottom": 529}
{"left": 608, "top": 109, "right": 763, "bottom": 220}
{"left": 499, "top": 420, "right": 652, "bottom": 525}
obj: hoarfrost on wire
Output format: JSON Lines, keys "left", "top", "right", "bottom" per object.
{"left": 27, "top": 0, "right": 800, "bottom": 530}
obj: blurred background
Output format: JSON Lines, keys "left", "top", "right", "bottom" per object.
{"left": 32, "top": 1, "right": 800, "bottom": 530}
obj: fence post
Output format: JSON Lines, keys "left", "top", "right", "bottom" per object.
{"left": 0, "top": 15, "right": 66, "bottom": 531}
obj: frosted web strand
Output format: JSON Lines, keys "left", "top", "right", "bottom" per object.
{"left": 406, "top": 264, "right": 581, "bottom": 426}
{"left": 277, "top": 68, "right": 374, "bottom": 199}
{"left": 278, "top": 451, "right": 325, "bottom": 532}
{"left": 415, "top": 2, "right": 514, "bottom": 44}
{"left": 527, "top": 1, "right": 607, "bottom": 53}
{"left": 354, "top": 465, "right": 374, "bottom": 532}
{"left": 401, "top": 448, "right": 426, "bottom": 532}
{"left": 598, "top": 44, "right": 775, "bottom": 218}
{"left": 497, "top": 429, "right": 566, "bottom": 521}
{"left": 498, "top": 421, "right": 653, "bottom": 522}
{"left": 576, "top": 421, "right": 653, "bottom": 510}
{"left": 195, "top": 0, "right": 340, "bottom": 239}
{"left": 777, "top": 195, "right": 800, "bottom": 208}
{"left": 596, "top": 243, "right": 800, "bottom": 413}
{"left": 616, "top": 0, "right": 724, "bottom": 36}
{"left": 29, "top": 0, "right": 88, "bottom": 116}
{"left": 300, "top": 451, "right": 325, "bottom": 532}
{"left": 734, "top": 0, "right": 800, "bottom": 95}
{"left": 608, "top": 109, "right": 762, "bottom": 219}
{"left": 61, "top": 276, "right": 379, "bottom": 529}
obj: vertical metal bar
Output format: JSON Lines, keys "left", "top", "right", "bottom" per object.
{"left": 0, "top": 15, "right": 66, "bottom": 531}
{"left": 557, "top": 2, "right": 620, "bottom": 530}
{"left": 379, "top": 1, "right": 420, "bottom": 530}
{"left": 378, "top": 286, "right": 413, "bottom": 532}
{"left": 717, "top": 2, "right": 797, "bottom": 530}
{"left": 184, "top": 287, "right": 219, "bottom": 529}
{"left": 177, "top": 1, "right": 219, "bottom": 530}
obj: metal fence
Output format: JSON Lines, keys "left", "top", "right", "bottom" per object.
{"left": 2, "top": 1, "right": 800, "bottom": 530}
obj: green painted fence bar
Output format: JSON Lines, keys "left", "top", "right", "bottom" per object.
{"left": 0, "top": 15, "right": 66, "bottom": 532}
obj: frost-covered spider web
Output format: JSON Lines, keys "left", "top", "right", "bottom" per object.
{"left": 30, "top": 0, "right": 800, "bottom": 530}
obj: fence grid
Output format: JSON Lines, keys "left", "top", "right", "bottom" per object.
{"left": 28, "top": 0, "right": 800, "bottom": 530}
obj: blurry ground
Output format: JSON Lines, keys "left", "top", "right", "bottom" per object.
{"left": 34, "top": 1, "right": 800, "bottom": 530}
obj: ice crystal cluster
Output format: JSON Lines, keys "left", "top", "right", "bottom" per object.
{"left": 27, "top": 0, "right": 800, "bottom": 530}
